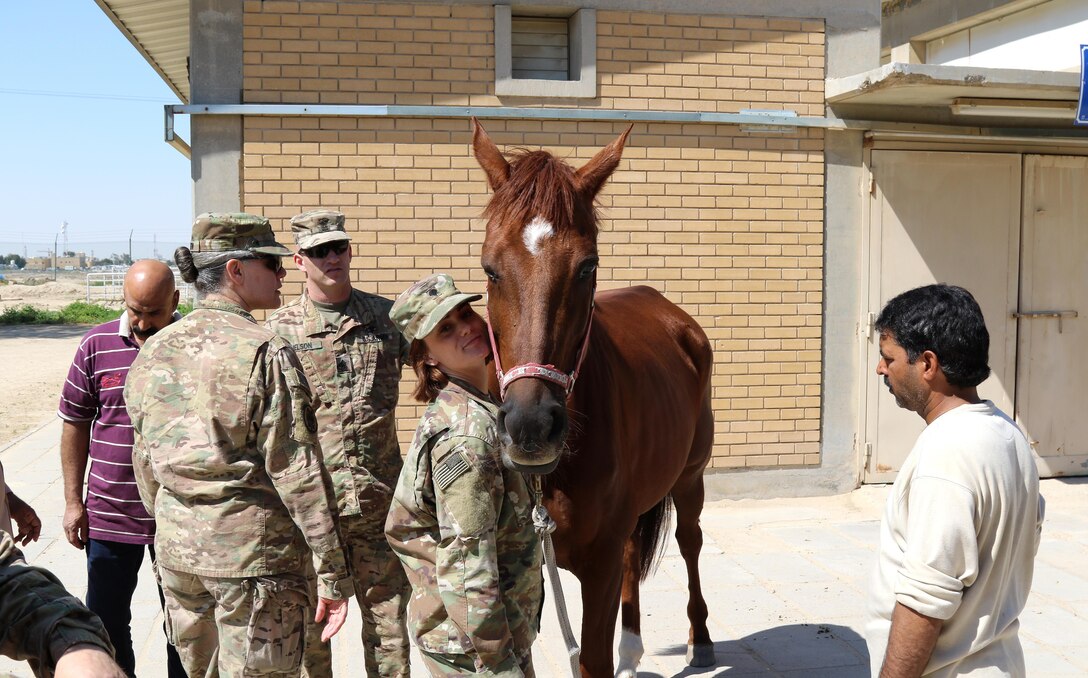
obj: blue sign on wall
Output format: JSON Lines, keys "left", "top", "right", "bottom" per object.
{"left": 1078, "top": 45, "right": 1088, "bottom": 126}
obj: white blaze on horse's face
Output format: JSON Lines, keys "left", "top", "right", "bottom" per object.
{"left": 521, "top": 216, "right": 555, "bottom": 256}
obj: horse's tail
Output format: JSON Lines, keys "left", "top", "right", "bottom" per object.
{"left": 636, "top": 494, "right": 674, "bottom": 582}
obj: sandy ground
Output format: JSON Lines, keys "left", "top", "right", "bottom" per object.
{"left": 0, "top": 270, "right": 127, "bottom": 312}
{"left": 0, "top": 272, "right": 100, "bottom": 444}
{"left": 0, "top": 281, "right": 90, "bottom": 311}
{"left": 0, "top": 325, "right": 89, "bottom": 447}
{"left": 0, "top": 272, "right": 116, "bottom": 446}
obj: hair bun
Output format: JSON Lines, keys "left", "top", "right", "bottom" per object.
{"left": 174, "top": 246, "right": 199, "bottom": 283}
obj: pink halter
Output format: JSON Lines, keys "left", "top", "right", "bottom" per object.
{"left": 486, "top": 303, "right": 594, "bottom": 401}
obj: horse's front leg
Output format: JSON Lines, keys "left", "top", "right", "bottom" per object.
{"left": 574, "top": 541, "right": 624, "bottom": 678}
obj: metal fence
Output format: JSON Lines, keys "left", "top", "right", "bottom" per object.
{"left": 86, "top": 269, "right": 195, "bottom": 305}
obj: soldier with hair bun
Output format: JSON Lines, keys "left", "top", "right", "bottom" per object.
{"left": 126, "top": 212, "right": 354, "bottom": 678}
{"left": 385, "top": 273, "right": 543, "bottom": 677}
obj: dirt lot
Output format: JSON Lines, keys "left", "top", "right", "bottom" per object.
{"left": 0, "top": 270, "right": 124, "bottom": 312}
{"left": 0, "top": 274, "right": 106, "bottom": 446}
{"left": 0, "top": 325, "right": 88, "bottom": 446}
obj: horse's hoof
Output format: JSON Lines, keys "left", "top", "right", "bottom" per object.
{"left": 686, "top": 643, "right": 715, "bottom": 667}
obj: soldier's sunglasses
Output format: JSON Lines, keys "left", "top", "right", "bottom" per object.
{"left": 252, "top": 255, "right": 284, "bottom": 274}
{"left": 301, "top": 241, "right": 350, "bottom": 259}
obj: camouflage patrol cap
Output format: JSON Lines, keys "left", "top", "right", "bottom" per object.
{"left": 190, "top": 212, "right": 291, "bottom": 256}
{"left": 292, "top": 209, "right": 350, "bottom": 250}
{"left": 390, "top": 273, "right": 482, "bottom": 342}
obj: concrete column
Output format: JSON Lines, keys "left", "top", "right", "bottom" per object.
{"left": 815, "top": 2, "right": 881, "bottom": 494}
{"left": 190, "top": 0, "right": 243, "bottom": 215}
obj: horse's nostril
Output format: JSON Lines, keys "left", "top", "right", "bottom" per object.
{"left": 547, "top": 402, "right": 568, "bottom": 444}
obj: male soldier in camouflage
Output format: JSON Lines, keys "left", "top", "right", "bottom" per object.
{"left": 385, "top": 274, "right": 543, "bottom": 677}
{"left": 266, "top": 209, "right": 411, "bottom": 677}
{"left": 127, "top": 213, "right": 354, "bottom": 678}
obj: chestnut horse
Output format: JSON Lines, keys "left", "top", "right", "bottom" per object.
{"left": 471, "top": 119, "right": 716, "bottom": 677}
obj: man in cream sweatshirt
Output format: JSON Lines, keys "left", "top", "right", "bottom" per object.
{"left": 866, "top": 284, "right": 1044, "bottom": 678}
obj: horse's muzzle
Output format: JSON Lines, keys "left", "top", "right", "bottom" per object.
{"left": 497, "top": 396, "right": 567, "bottom": 474}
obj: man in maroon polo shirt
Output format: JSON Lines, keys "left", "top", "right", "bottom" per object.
{"left": 57, "top": 259, "right": 186, "bottom": 678}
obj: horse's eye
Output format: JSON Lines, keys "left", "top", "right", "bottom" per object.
{"left": 578, "top": 261, "right": 598, "bottom": 280}
{"left": 484, "top": 266, "right": 500, "bottom": 283}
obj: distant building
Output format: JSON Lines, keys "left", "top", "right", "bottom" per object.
{"left": 58, "top": 253, "right": 91, "bottom": 270}
{"left": 25, "top": 257, "right": 52, "bottom": 271}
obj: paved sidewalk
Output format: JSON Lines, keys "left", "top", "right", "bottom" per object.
{"left": 2, "top": 419, "right": 1086, "bottom": 677}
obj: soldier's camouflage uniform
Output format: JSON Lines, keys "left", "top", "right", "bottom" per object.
{"left": 127, "top": 299, "right": 354, "bottom": 678}
{"left": 385, "top": 378, "right": 543, "bottom": 677}
{"left": 267, "top": 289, "right": 412, "bottom": 677}
{"left": 0, "top": 529, "right": 116, "bottom": 678}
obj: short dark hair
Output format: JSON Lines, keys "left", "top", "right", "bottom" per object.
{"left": 875, "top": 284, "right": 991, "bottom": 388}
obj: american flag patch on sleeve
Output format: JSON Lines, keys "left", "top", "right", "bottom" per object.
{"left": 434, "top": 451, "right": 471, "bottom": 490}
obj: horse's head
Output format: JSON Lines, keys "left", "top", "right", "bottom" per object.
{"left": 472, "top": 118, "right": 631, "bottom": 473}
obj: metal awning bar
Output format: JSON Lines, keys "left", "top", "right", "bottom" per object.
{"left": 163, "top": 103, "right": 1088, "bottom": 158}
{"left": 167, "top": 103, "right": 844, "bottom": 129}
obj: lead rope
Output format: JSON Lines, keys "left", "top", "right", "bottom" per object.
{"left": 528, "top": 474, "right": 581, "bottom": 677}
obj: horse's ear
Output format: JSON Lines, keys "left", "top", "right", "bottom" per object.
{"left": 472, "top": 117, "right": 510, "bottom": 191}
{"left": 575, "top": 124, "right": 633, "bottom": 198}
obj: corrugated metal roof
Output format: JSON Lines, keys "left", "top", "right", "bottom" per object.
{"left": 95, "top": 0, "right": 190, "bottom": 102}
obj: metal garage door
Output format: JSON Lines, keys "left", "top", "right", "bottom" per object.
{"left": 862, "top": 150, "right": 1020, "bottom": 482}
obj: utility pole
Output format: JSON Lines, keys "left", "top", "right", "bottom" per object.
{"left": 128, "top": 229, "right": 133, "bottom": 266}
{"left": 53, "top": 234, "right": 58, "bottom": 281}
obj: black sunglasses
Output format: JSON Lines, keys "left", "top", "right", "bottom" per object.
{"left": 302, "top": 241, "right": 350, "bottom": 259}
{"left": 250, "top": 255, "right": 284, "bottom": 273}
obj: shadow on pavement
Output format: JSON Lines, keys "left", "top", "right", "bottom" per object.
{"left": 0, "top": 325, "right": 91, "bottom": 339}
{"left": 1052, "top": 476, "right": 1088, "bottom": 488}
{"left": 640, "top": 623, "right": 869, "bottom": 677}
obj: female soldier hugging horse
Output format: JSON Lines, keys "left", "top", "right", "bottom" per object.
{"left": 470, "top": 119, "right": 716, "bottom": 677}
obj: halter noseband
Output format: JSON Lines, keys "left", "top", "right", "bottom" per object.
{"left": 486, "top": 301, "right": 594, "bottom": 401}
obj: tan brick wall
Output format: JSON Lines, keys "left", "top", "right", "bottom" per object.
{"left": 242, "top": 3, "right": 826, "bottom": 470}
{"left": 243, "top": 2, "right": 825, "bottom": 117}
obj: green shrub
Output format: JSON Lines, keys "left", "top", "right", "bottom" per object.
{"left": 0, "top": 305, "right": 60, "bottom": 324}
{"left": 58, "top": 302, "right": 121, "bottom": 325}
{"left": 0, "top": 300, "right": 198, "bottom": 326}
{"left": 0, "top": 302, "right": 118, "bottom": 325}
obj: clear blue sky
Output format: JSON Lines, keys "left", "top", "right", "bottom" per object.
{"left": 0, "top": 1, "right": 191, "bottom": 261}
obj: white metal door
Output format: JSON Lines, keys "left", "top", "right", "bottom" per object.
{"left": 863, "top": 150, "right": 1021, "bottom": 482}
{"left": 1017, "top": 155, "right": 1088, "bottom": 476}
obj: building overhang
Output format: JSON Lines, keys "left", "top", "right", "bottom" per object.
{"left": 95, "top": 0, "right": 190, "bottom": 103}
{"left": 827, "top": 62, "right": 1081, "bottom": 128}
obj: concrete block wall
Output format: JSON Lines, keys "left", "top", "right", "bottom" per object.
{"left": 241, "top": 2, "right": 826, "bottom": 470}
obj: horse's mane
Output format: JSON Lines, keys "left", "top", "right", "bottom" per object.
{"left": 482, "top": 149, "right": 599, "bottom": 238}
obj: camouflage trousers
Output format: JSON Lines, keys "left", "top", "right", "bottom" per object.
{"left": 159, "top": 566, "right": 311, "bottom": 678}
{"left": 418, "top": 650, "right": 536, "bottom": 677}
{"left": 301, "top": 510, "right": 410, "bottom": 677}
